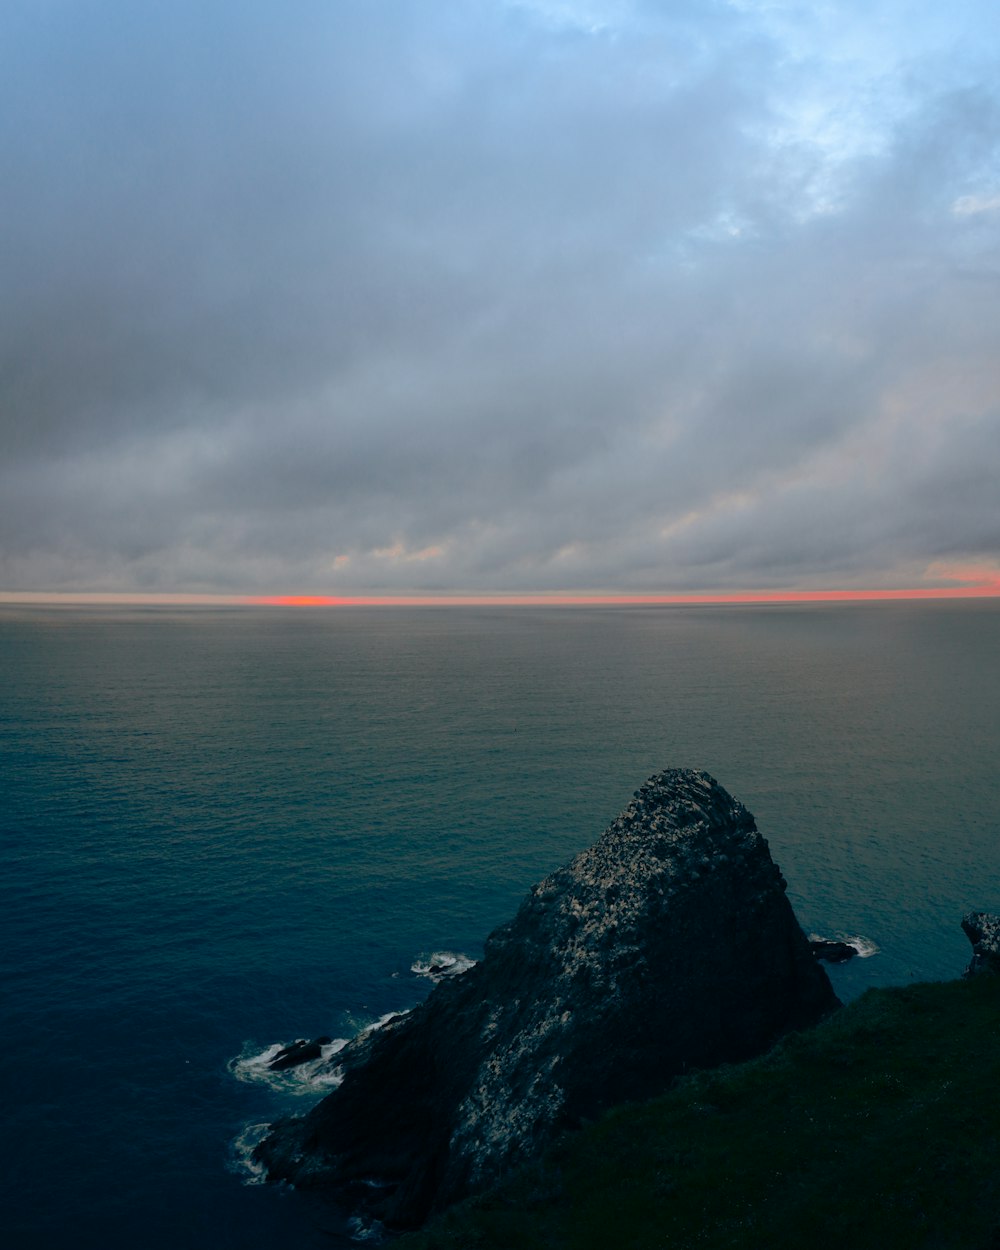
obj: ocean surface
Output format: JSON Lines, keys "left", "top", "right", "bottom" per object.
{"left": 2, "top": 601, "right": 998, "bottom": 1248}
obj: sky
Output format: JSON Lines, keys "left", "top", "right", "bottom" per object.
{"left": 2, "top": 0, "right": 999, "bottom": 601}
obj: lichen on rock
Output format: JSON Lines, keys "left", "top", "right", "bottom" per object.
{"left": 254, "top": 768, "right": 839, "bottom": 1228}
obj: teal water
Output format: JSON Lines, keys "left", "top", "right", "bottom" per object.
{"left": 1, "top": 602, "right": 997, "bottom": 1246}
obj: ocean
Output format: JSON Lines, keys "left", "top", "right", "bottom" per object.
{"left": 2, "top": 601, "right": 997, "bottom": 1247}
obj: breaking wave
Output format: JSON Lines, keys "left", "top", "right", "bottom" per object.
{"left": 411, "top": 950, "right": 476, "bottom": 981}
{"left": 839, "top": 934, "right": 879, "bottom": 958}
{"left": 229, "top": 1013, "right": 409, "bottom": 1095}
{"left": 229, "top": 1037, "right": 349, "bottom": 1094}
{"left": 810, "top": 932, "right": 880, "bottom": 958}
{"left": 227, "top": 1122, "right": 272, "bottom": 1186}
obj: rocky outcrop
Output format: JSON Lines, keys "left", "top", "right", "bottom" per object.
{"left": 962, "top": 912, "right": 1000, "bottom": 976}
{"left": 255, "top": 768, "right": 839, "bottom": 1228}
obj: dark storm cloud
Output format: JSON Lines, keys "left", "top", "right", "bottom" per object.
{"left": 2, "top": 0, "right": 999, "bottom": 593}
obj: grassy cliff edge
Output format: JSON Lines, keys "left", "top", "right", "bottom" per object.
{"left": 401, "top": 975, "right": 1000, "bottom": 1249}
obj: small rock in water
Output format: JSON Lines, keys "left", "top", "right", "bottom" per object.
{"left": 267, "top": 1036, "right": 332, "bottom": 1071}
{"left": 809, "top": 939, "right": 857, "bottom": 964}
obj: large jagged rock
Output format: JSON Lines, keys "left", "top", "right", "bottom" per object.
{"left": 255, "top": 768, "right": 839, "bottom": 1228}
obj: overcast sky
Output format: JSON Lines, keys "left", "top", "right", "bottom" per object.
{"left": 2, "top": 0, "right": 999, "bottom": 597}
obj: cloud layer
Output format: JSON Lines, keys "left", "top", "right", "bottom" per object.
{"left": 2, "top": 0, "right": 999, "bottom": 594}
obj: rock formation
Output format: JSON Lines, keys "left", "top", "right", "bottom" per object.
{"left": 255, "top": 768, "right": 839, "bottom": 1228}
{"left": 962, "top": 912, "right": 1000, "bottom": 975}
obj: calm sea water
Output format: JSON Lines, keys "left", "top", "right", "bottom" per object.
{"left": 2, "top": 602, "right": 998, "bottom": 1247}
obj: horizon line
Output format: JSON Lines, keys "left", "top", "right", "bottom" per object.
{"left": 2, "top": 585, "right": 1000, "bottom": 607}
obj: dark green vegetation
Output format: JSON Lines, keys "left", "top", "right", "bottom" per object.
{"left": 401, "top": 976, "right": 1000, "bottom": 1250}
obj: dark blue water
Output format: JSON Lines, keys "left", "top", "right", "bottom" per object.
{"left": 2, "top": 602, "right": 998, "bottom": 1247}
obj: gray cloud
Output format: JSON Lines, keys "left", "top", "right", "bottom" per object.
{"left": 2, "top": 0, "right": 999, "bottom": 594}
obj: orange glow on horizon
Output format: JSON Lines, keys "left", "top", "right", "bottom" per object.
{"left": 3, "top": 572, "right": 1000, "bottom": 609}
{"left": 252, "top": 583, "right": 1000, "bottom": 608}
{"left": 244, "top": 559, "right": 1000, "bottom": 606}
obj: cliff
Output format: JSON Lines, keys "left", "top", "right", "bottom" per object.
{"left": 255, "top": 768, "right": 838, "bottom": 1228}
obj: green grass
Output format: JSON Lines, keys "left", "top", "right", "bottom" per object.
{"left": 401, "top": 976, "right": 1000, "bottom": 1249}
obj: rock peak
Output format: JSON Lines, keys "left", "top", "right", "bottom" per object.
{"left": 256, "top": 768, "right": 838, "bottom": 1228}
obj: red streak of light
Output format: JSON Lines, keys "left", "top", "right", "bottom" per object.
{"left": 253, "top": 584, "right": 1000, "bottom": 608}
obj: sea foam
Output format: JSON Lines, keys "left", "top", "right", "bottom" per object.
{"left": 227, "top": 1122, "right": 272, "bottom": 1186}
{"left": 411, "top": 950, "right": 477, "bottom": 981}
{"left": 809, "top": 932, "right": 880, "bottom": 959}
{"left": 229, "top": 1037, "right": 349, "bottom": 1094}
